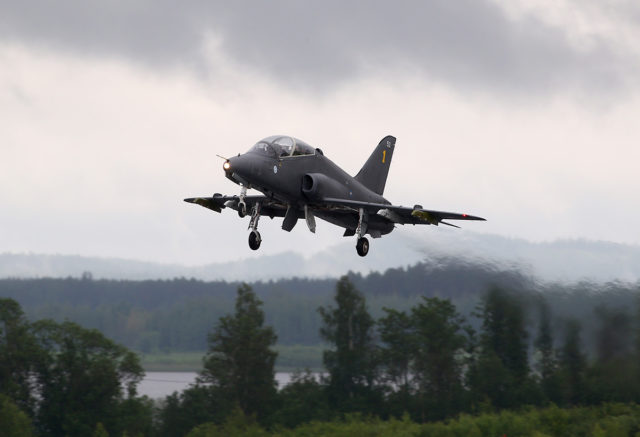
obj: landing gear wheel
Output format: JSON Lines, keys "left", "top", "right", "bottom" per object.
{"left": 238, "top": 202, "right": 247, "bottom": 218}
{"left": 356, "top": 237, "right": 369, "bottom": 257}
{"left": 248, "top": 230, "right": 261, "bottom": 250}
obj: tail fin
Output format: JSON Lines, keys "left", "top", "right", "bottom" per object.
{"left": 354, "top": 135, "right": 396, "bottom": 195}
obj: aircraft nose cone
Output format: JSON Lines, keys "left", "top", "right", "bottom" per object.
{"left": 225, "top": 155, "right": 251, "bottom": 185}
{"left": 226, "top": 155, "right": 243, "bottom": 173}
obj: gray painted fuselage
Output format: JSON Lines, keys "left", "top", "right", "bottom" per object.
{"left": 185, "top": 134, "right": 485, "bottom": 255}
{"left": 225, "top": 143, "right": 393, "bottom": 235}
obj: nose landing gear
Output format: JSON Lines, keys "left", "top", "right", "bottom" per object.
{"left": 238, "top": 186, "right": 248, "bottom": 218}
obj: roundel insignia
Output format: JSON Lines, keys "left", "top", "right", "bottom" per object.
{"left": 273, "top": 165, "right": 278, "bottom": 174}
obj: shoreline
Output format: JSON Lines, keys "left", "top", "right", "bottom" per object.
{"left": 139, "top": 345, "right": 324, "bottom": 373}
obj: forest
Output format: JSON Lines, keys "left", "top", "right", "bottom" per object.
{"left": 2, "top": 265, "right": 640, "bottom": 436}
{"left": 1, "top": 258, "right": 639, "bottom": 366}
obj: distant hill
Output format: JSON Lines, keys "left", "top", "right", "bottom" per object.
{"left": 2, "top": 232, "right": 640, "bottom": 283}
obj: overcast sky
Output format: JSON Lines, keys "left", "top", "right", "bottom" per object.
{"left": 1, "top": 0, "right": 639, "bottom": 265}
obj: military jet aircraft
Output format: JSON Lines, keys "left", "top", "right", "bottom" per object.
{"left": 185, "top": 135, "right": 485, "bottom": 256}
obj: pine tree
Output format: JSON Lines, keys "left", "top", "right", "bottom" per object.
{"left": 474, "top": 287, "right": 532, "bottom": 409}
{"left": 378, "top": 308, "right": 413, "bottom": 391}
{"left": 590, "top": 305, "right": 636, "bottom": 403}
{"left": 535, "top": 298, "right": 559, "bottom": 403}
{"left": 378, "top": 308, "right": 414, "bottom": 418}
{"left": 200, "top": 283, "right": 278, "bottom": 424}
{"left": 558, "top": 318, "right": 586, "bottom": 406}
{"left": 0, "top": 298, "right": 39, "bottom": 416}
{"left": 318, "top": 276, "right": 378, "bottom": 412}
{"left": 410, "top": 297, "right": 467, "bottom": 421}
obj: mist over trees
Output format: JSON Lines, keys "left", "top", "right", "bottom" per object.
{"left": 1, "top": 258, "right": 638, "bottom": 361}
{"left": 3, "top": 258, "right": 640, "bottom": 435}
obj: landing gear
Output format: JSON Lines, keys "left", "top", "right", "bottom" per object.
{"left": 238, "top": 186, "right": 248, "bottom": 218}
{"left": 249, "top": 230, "right": 261, "bottom": 250}
{"left": 356, "top": 237, "right": 369, "bottom": 257}
{"left": 247, "top": 202, "right": 262, "bottom": 250}
{"left": 355, "top": 207, "right": 370, "bottom": 257}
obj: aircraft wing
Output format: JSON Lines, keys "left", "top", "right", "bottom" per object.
{"left": 185, "top": 194, "right": 485, "bottom": 227}
{"left": 321, "top": 197, "right": 485, "bottom": 228}
{"left": 184, "top": 194, "right": 289, "bottom": 217}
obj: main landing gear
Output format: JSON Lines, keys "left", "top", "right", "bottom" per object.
{"left": 355, "top": 207, "right": 369, "bottom": 257}
{"left": 249, "top": 230, "right": 261, "bottom": 250}
{"left": 247, "top": 202, "right": 261, "bottom": 250}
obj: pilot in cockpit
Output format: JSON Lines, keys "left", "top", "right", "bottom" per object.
{"left": 251, "top": 136, "right": 315, "bottom": 158}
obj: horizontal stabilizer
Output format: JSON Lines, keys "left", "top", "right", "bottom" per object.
{"left": 321, "top": 196, "right": 485, "bottom": 227}
{"left": 184, "top": 197, "right": 224, "bottom": 213}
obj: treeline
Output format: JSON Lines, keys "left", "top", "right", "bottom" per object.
{"left": 4, "top": 276, "right": 640, "bottom": 436}
{"left": 0, "top": 259, "right": 531, "bottom": 352}
{"left": 160, "top": 277, "right": 640, "bottom": 436}
{"left": 2, "top": 258, "right": 639, "bottom": 357}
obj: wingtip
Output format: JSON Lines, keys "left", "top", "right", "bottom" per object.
{"left": 463, "top": 214, "right": 486, "bottom": 221}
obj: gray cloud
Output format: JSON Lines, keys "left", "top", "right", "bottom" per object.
{"left": 0, "top": 1, "right": 204, "bottom": 66}
{"left": 0, "top": 0, "right": 637, "bottom": 97}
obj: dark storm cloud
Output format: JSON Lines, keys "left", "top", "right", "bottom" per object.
{"left": 0, "top": 1, "right": 205, "bottom": 65}
{"left": 0, "top": 0, "right": 636, "bottom": 96}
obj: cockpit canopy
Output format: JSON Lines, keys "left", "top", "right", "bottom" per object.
{"left": 250, "top": 135, "right": 315, "bottom": 158}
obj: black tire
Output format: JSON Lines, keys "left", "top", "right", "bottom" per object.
{"left": 356, "top": 237, "right": 369, "bottom": 257}
{"left": 249, "top": 231, "right": 261, "bottom": 250}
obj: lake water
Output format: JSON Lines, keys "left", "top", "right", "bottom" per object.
{"left": 138, "top": 372, "right": 301, "bottom": 399}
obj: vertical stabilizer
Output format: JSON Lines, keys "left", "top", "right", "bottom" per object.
{"left": 354, "top": 135, "right": 396, "bottom": 195}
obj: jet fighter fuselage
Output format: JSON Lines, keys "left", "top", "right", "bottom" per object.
{"left": 185, "top": 135, "right": 484, "bottom": 256}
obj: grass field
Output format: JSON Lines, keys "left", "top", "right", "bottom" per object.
{"left": 138, "top": 344, "right": 325, "bottom": 372}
